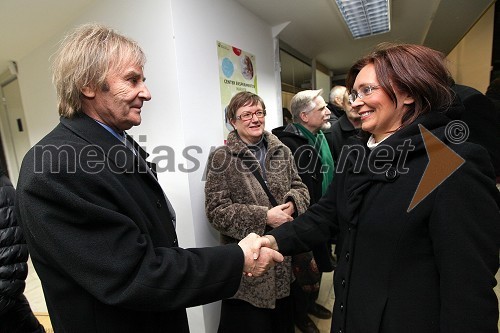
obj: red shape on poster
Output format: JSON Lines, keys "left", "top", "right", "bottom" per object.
{"left": 232, "top": 47, "right": 242, "bottom": 56}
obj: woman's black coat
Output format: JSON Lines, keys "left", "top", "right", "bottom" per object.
{"left": 269, "top": 112, "right": 500, "bottom": 333}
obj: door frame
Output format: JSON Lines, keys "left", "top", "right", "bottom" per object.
{"left": 0, "top": 70, "right": 28, "bottom": 185}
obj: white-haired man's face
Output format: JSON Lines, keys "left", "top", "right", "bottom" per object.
{"left": 300, "top": 96, "right": 331, "bottom": 133}
{"left": 81, "top": 62, "right": 151, "bottom": 132}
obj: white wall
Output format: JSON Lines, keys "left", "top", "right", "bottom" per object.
{"left": 170, "top": 1, "right": 279, "bottom": 331}
{"left": 16, "top": 35, "right": 59, "bottom": 144}
{"left": 170, "top": 0, "right": 279, "bottom": 244}
{"left": 15, "top": 1, "right": 280, "bottom": 332}
{"left": 315, "top": 69, "right": 331, "bottom": 102}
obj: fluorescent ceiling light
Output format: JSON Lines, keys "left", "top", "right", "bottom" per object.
{"left": 335, "top": 0, "right": 391, "bottom": 39}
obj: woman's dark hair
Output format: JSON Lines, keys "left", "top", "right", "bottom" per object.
{"left": 346, "top": 43, "right": 453, "bottom": 128}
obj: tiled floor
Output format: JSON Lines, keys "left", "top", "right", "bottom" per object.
{"left": 26, "top": 258, "right": 52, "bottom": 331}
{"left": 25, "top": 258, "right": 500, "bottom": 333}
{"left": 25, "top": 258, "right": 47, "bottom": 313}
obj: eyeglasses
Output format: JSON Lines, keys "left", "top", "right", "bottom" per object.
{"left": 348, "top": 85, "right": 380, "bottom": 104}
{"left": 236, "top": 110, "right": 266, "bottom": 121}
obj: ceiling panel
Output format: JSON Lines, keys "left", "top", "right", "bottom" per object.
{"left": 0, "top": 0, "right": 495, "bottom": 78}
{"left": 235, "top": 0, "right": 495, "bottom": 74}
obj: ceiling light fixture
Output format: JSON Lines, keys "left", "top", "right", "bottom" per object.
{"left": 335, "top": 0, "right": 391, "bottom": 39}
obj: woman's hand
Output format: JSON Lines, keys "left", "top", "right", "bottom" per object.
{"left": 267, "top": 203, "right": 294, "bottom": 228}
{"left": 282, "top": 201, "right": 295, "bottom": 216}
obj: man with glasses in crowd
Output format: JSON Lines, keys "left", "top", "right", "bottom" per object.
{"left": 273, "top": 89, "right": 336, "bottom": 333}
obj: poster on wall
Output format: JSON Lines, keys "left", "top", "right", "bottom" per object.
{"left": 217, "top": 41, "right": 258, "bottom": 138}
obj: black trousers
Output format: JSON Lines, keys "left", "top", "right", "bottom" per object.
{"left": 217, "top": 297, "right": 294, "bottom": 333}
{"left": 291, "top": 280, "right": 320, "bottom": 322}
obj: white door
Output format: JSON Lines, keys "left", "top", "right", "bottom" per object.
{"left": 0, "top": 78, "right": 31, "bottom": 186}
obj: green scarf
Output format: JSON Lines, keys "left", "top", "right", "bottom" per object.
{"left": 295, "top": 123, "right": 335, "bottom": 194}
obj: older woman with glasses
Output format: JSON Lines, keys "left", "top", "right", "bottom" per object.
{"left": 205, "top": 91, "right": 310, "bottom": 333}
{"left": 265, "top": 43, "right": 500, "bottom": 333}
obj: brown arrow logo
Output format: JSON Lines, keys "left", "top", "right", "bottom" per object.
{"left": 407, "top": 124, "right": 465, "bottom": 212}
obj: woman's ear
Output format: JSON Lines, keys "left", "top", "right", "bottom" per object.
{"left": 81, "top": 86, "right": 95, "bottom": 98}
{"left": 403, "top": 95, "right": 415, "bottom": 105}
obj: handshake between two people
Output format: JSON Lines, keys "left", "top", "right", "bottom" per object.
{"left": 238, "top": 233, "right": 280, "bottom": 277}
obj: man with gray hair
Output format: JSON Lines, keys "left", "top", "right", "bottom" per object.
{"left": 324, "top": 85, "right": 347, "bottom": 153}
{"left": 327, "top": 85, "right": 347, "bottom": 122}
{"left": 15, "top": 23, "right": 282, "bottom": 333}
{"left": 274, "top": 89, "right": 334, "bottom": 203}
{"left": 272, "top": 89, "right": 335, "bottom": 333}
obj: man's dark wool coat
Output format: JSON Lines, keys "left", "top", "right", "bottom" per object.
{"left": 16, "top": 113, "right": 244, "bottom": 332}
